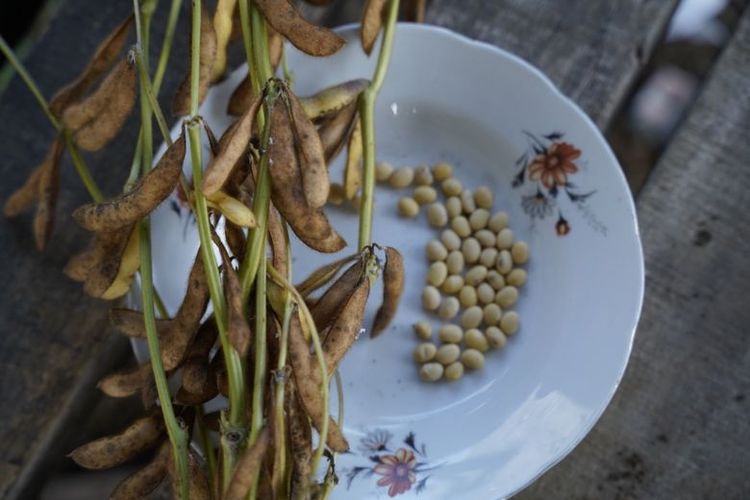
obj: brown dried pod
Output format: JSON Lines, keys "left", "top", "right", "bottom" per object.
{"left": 255, "top": 0, "right": 345, "bottom": 57}
{"left": 288, "top": 92, "right": 330, "bottom": 208}
{"left": 344, "top": 117, "right": 363, "bottom": 200}
{"left": 267, "top": 204, "right": 289, "bottom": 279}
{"left": 361, "top": 0, "right": 388, "bottom": 56}
{"left": 286, "top": 385, "right": 312, "bottom": 499}
{"left": 295, "top": 254, "right": 358, "bottom": 297}
{"left": 302, "top": 0, "right": 336, "bottom": 5}
{"left": 82, "top": 225, "right": 139, "bottom": 299}
{"left": 211, "top": 0, "right": 239, "bottom": 82}
{"left": 49, "top": 15, "right": 133, "bottom": 117}
{"left": 69, "top": 415, "right": 164, "bottom": 470}
{"left": 33, "top": 137, "right": 64, "bottom": 251}
{"left": 227, "top": 76, "right": 254, "bottom": 116}
{"left": 110, "top": 440, "right": 169, "bottom": 500}
{"left": 173, "top": 3, "right": 218, "bottom": 116}
{"left": 225, "top": 220, "right": 247, "bottom": 260}
{"left": 223, "top": 428, "right": 271, "bottom": 500}
{"left": 61, "top": 56, "right": 137, "bottom": 151}
{"left": 3, "top": 165, "right": 42, "bottom": 218}
{"left": 169, "top": 450, "right": 211, "bottom": 500}
{"left": 311, "top": 257, "right": 364, "bottom": 331}
{"left": 140, "top": 376, "right": 158, "bottom": 411}
{"left": 267, "top": 102, "right": 346, "bottom": 253}
{"left": 404, "top": 0, "right": 427, "bottom": 23}
{"left": 63, "top": 241, "right": 97, "bottom": 282}
{"left": 216, "top": 233, "right": 252, "bottom": 356}
{"left": 180, "top": 320, "right": 218, "bottom": 395}
{"left": 268, "top": 26, "right": 284, "bottom": 71}
{"left": 98, "top": 363, "right": 151, "bottom": 398}
{"left": 109, "top": 307, "right": 171, "bottom": 338}
{"left": 300, "top": 79, "right": 369, "bottom": 121}
{"left": 318, "top": 101, "right": 359, "bottom": 162}
{"left": 323, "top": 277, "right": 370, "bottom": 373}
{"left": 73, "top": 131, "right": 186, "bottom": 231}
{"left": 371, "top": 246, "right": 405, "bottom": 337}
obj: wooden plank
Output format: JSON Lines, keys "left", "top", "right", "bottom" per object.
{"left": 520, "top": 9, "right": 750, "bottom": 499}
{"left": 427, "top": 0, "right": 680, "bottom": 129}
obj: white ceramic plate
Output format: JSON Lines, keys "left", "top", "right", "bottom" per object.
{"left": 140, "top": 24, "right": 644, "bottom": 499}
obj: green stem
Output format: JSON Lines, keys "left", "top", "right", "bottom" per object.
{"left": 190, "top": 0, "right": 202, "bottom": 117}
{"left": 358, "top": 0, "right": 400, "bottom": 249}
{"left": 250, "top": 253, "right": 268, "bottom": 445}
{"left": 237, "top": 0, "right": 256, "bottom": 95}
{"left": 152, "top": 0, "right": 182, "bottom": 94}
{"left": 196, "top": 406, "right": 218, "bottom": 499}
{"left": 134, "top": 49, "right": 173, "bottom": 148}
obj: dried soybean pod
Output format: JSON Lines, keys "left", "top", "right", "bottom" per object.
{"left": 311, "top": 258, "right": 364, "bottom": 330}
{"left": 169, "top": 450, "right": 210, "bottom": 500}
{"left": 225, "top": 220, "right": 246, "bottom": 261}
{"left": 372, "top": 247, "right": 404, "bottom": 337}
{"left": 217, "top": 236, "right": 251, "bottom": 356}
{"left": 361, "top": 0, "right": 388, "bottom": 55}
{"left": 73, "top": 132, "right": 186, "bottom": 231}
{"left": 98, "top": 364, "right": 151, "bottom": 398}
{"left": 255, "top": 0, "right": 345, "bottom": 57}
{"left": 3, "top": 165, "right": 42, "bottom": 217}
{"left": 268, "top": 26, "right": 284, "bottom": 70}
{"left": 83, "top": 225, "right": 138, "bottom": 298}
{"left": 63, "top": 240, "right": 98, "bottom": 282}
{"left": 296, "top": 254, "right": 358, "bottom": 297}
{"left": 344, "top": 117, "right": 363, "bottom": 200}
{"left": 181, "top": 321, "right": 218, "bottom": 395}
{"left": 300, "top": 79, "right": 369, "bottom": 119}
{"left": 224, "top": 428, "right": 271, "bottom": 500}
{"left": 227, "top": 76, "right": 254, "bottom": 116}
{"left": 202, "top": 94, "right": 262, "bottom": 196}
{"left": 110, "top": 440, "right": 169, "bottom": 500}
{"left": 49, "top": 15, "right": 133, "bottom": 117}
{"left": 288, "top": 91, "right": 330, "bottom": 207}
{"left": 33, "top": 137, "right": 64, "bottom": 251}
{"left": 61, "top": 56, "right": 137, "bottom": 151}
{"left": 211, "top": 0, "right": 239, "bottom": 81}
{"left": 267, "top": 204, "right": 289, "bottom": 278}
{"left": 404, "top": 0, "right": 426, "bottom": 23}
{"left": 318, "top": 100, "right": 358, "bottom": 162}
{"left": 109, "top": 308, "right": 171, "bottom": 338}
{"left": 173, "top": 2, "right": 217, "bottom": 115}
{"left": 69, "top": 415, "right": 164, "bottom": 470}
{"left": 323, "top": 278, "right": 370, "bottom": 373}
{"left": 287, "top": 386, "right": 312, "bottom": 500}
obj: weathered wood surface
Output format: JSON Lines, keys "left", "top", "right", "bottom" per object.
{"left": 519, "top": 8, "right": 750, "bottom": 500}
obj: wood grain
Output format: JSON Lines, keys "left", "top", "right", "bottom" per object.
{"left": 520, "top": 8, "right": 750, "bottom": 499}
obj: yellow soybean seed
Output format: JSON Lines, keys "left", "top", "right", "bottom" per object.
{"left": 444, "top": 361, "right": 464, "bottom": 381}
{"left": 495, "top": 286, "right": 519, "bottom": 308}
{"left": 441, "top": 275, "right": 464, "bottom": 294}
{"left": 445, "top": 197, "right": 462, "bottom": 218}
{"left": 500, "top": 311, "right": 520, "bottom": 335}
{"left": 426, "top": 203, "right": 448, "bottom": 227}
{"left": 496, "top": 228, "right": 514, "bottom": 250}
{"left": 474, "top": 186, "right": 493, "bottom": 209}
{"left": 437, "top": 296, "right": 460, "bottom": 320}
{"left": 432, "top": 162, "right": 453, "bottom": 181}
{"left": 398, "top": 197, "right": 419, "bottom": 217}
{"left": 469, "top": 209, "right": 490, "bottom": 231}
{"left": 421, "top": 286, "right": 441, "bottom": 310}
{"left": 413, "top": 321, "right": 432, "bottom": 340}
{"left": 426, "top": 240, "right": 448, "bottom": 261}
{"left": 414, "top": 185, "right": 438, "bottom": 205}
{"left": 487, "top": 270, "right": 506, "bottom": 290}
{"left": 479, "top": 248, "right": 498, "bottom": 268}
{"left": 441, "top": 229, "right": 461, "bottom": 251}
{"left": 483, "top": 303, "right": 503, "bottom": 326}
{"left": 461, "top": 349, "right": 485, "bottom": 370}
{"left": 459, "top": 285, "right": 477, "bottom": 308}
{"left": 441, "top": 178, "right": 463, "bottom": 197}
{"left": 511, "top": 241, "right": 530, "bottom": 264}
{"left": 436, "top": 344, "right": 461, "bottom": 365}
{"left": 389, "top": 167, "right": 415, "bottom": 188}
{"left": 464, "top": 328, "right": 489, "bottom": 352}
{"left": 461, "top": 237, "right": 481, "bottom": 264}
{"left": 375, "top": 161, "right": 394, "bottom": 182}
{"left": 446, "top": 250, "right": 465, "bottom": 275}
{"left": 495, "top": 250, "right": 513, "bottom": 274}
{"left": 489, "top": 211, "right": 510, "bottom": 232}
{"left": 438, "top": 324, "right": 463, "bottom": 343}
{"left": 414, "top": 165, "right": 433, "bottom": 186}
{"left": 451, "top": 216, "right": 471, "bottom": 238}
{"left": 460, "top": 189, "right": 476, "bottom": 214}
{"left": 414, "top": 343, "right": 437, "bottom": 363}
{"left": 485, "top": 326, "right": 507, "bottom": 348}
{"left": 461, "top": 306, "right": 483, "bottom": 329}
{"left": 427, "top": 261, "right": 448, "bottom": 287}
{"left": 419, "top": 362, "right": 444, "bottom": 382}
{"left": 476, "top": 283, "right": 495, "bottom": 305}
{"left": 507, "top": 268, "right": 527, "bottom": 287}
{"left": 475, "top": 229, "right": 496, "bottom": 248}
{"left": 465, "top": 265, "right": 488, "bottom": 286}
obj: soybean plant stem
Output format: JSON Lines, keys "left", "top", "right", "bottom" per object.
{"left": 358, "top": 0, "right": 400, "bottom": 250}
{"left": 189, "top": 0, "right": 202, "bottom": 117}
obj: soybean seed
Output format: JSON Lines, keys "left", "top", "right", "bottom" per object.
{"left": 461, "top": 237, "right": 481, "bottom": 264}
{"left": 441, "top": 178, "right": 463, "bottom": 197}
{"left": 413, "top": 343, "right": 437, "bottom": 363}
{"left": 465, "top": 265, "right": 488, "bottom": 286}
{"left": 426, "top": 202, "right": 448, "bottom": 227}
{"left": 495, "top": 286, "right": 519, "bottom": 308}
{"left": 426, "top": 240, "right": 448, "bottom": 261}
{"left": 469, "top": 209, "right": 490, "bottom": 231}
{"left": 475, "top": 229, "right": 496, "bottom": 248}
{"left": 445, "top": 197, "right": 462, "bottom": 218}
{"left": 398, "top": 197, "right": 419, "bottom": 217}
{"left": 461, "top": 306, "right": 483, "bottom": 329}
{"left": 474, "top": 186, "right": 493, "bottom": 209}
{"left": 451, "top": 216, "right": 471, "bottom": 238}
{"left": 432, "top": 162, "right": 453, "bottom": 181}
{"left": 437, "top": 296, "right": 460, "bottom": 320}
{"left": 507, "top": 268, "right": 527, "bottom": 287}
{"left": 446, "top": 251, "right": 465, "bottom": 275}
{"left": 485, "top": 326, "right": 507, "bottom": 348}
{"left": 438, "top": 324, "right": 463, "bottom": 343}
{"left": 460, "top": 189, "right": 476, "bottom": 214}
{"left": 419, "top": 362, "right": 444, "bottom": 382}
{"left": 444, "top": 361, "right": 464, "bottom": 381}
{"left": 421, "top": 286, "right": 441, "bottom": 310}
{"left": 436, "top": 344, "right": 461, "bottom": 365}
{"left": 465, "top": 328, "right": 489, "bottom": 352}
{"left": 489, "top": 211, "right": 510, "bottom": 232}
{"left": 487, "top": 270, "right": 506, "bottom": 290}
{"left": 414, "top": 185, "right": 438, "bottom": 205}
{"left": 375, "top": 162, "right": 394, "bottom": 182}
{"left": 413, "top": 321, "right": 432, "bottom": 340}
{"left": 441, "top": 275, "right": 464, "bottom": 294}
{"left": 511, "top": 241, "right": 530, "bottom": 264}
{"left": 389, "top": 167, "right": 414, "bottom": 188}
{"left": 476, "top": 283, "right": 495, "bottom": 305}
{"left": 459, "top": 285, "right": 478, "bottom": 307}
{"left": 461, "top": 349, "right": 485, "bottom": 370}
{"left": 495, "top": 250, "right": 513, "bottom": 274}
{"left": 496, "top": 228, "right": 514, "bottom": 250}
{"left": 479, "top": 248, "right": 498, "bottom": 268}
{"left": 483, "top": 303, "right": 503, "bottom": 326}
{"left": 427, "top": 261, "right": 448, "bottom": 287}
{"left": 414, "top": 165, "right": 433, "bottom": 186}
{"left": 441, "top": 229, "right": 461, "bottom": 251}
{"left": 500, "top": 311, "right": 520, "bottom": 335}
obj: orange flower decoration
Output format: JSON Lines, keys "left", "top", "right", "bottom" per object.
{"left": 373, "top": 448, "right": 417, "bottom": 497}
{"left": 528, "top": 142, "right": 581, "bottom": 189}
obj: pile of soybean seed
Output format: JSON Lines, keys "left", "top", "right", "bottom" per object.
{"left": 376, "top": 161, "right": 529, "bottom": 383}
